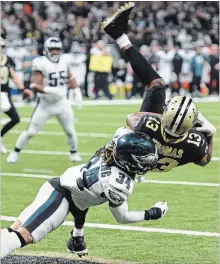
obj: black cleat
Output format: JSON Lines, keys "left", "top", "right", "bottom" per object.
{"left": 101, "top": 2, "right": 135, "bottom": 40}
{"left": 67, "top": 235, "right": 88, "bottom": 257}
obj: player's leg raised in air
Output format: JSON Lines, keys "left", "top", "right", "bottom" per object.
{"left": 101, "top": 2, "right": 166, "bottom": 113}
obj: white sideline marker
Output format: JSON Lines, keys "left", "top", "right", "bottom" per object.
{"left": 1, "top": 215, "right": 219, "bottom": 238}
{"left": 1, "top": 172, "right": 219, "bottom": 187}
{"left": 6, "top": 149, "right": 220, "bottom": 161}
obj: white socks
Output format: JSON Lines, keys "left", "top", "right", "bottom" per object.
{"left": 116, "top": 34, "right": 131, "bottom": 48}
{"left": 15, "top": 130, "right": 30, "bottom": 150}
{"left": 72, "top": 228, "right": 84, "bottom": 237}
{"left": 0, "top": 230, "right": 22, "bottom": 259}
{"left": 67, "top": 126, "right": 78, "bottom": 152}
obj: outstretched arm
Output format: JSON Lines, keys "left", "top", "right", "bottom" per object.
{"left": 109, "top": 201, "right": 168, "bottom": 224}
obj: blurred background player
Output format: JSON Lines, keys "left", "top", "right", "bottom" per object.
{"left": 7, "top": 37, "right": 82, "bottom": 163}
{"left": 0, "top": 38, "right": 33, "bottom": 153}
{"left": 1, "top": 2, "right": 219, "bottom": 99}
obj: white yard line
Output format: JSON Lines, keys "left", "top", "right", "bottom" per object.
{"left": 12, "top": 97, "right": 220, "bottom": 109}
{"left": 1, "top": 172, "right": 53, "bottom": 179}
{"left": 9, "top": 130, "right": 112, "bottom": 138}
{"left": 7, "top": 129, "right": 220, "bottom": 141}
{"left": 23, "top": 168, "right": 54, "bottom": 174}
{"left": 1, "top": 172, "right": 218, "bottom": 187}
{"left": 143, "top": 180, "right": 219, "bottom": 187}
{"left": 1, "top": 215, "right": 219, "bottom": 237}
{"left": 1, "top": 118, "right": 123, "bottom": 127}
{"left": 1, "top": 115, "right": 219, "bottom": 125}
{"left": 7, "top": 149, "right": 93, "bottom": 156}
{"left": 6, "top": 149, "right": 220, "bottom": 161}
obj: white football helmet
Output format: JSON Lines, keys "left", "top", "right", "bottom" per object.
{"left": 43, "top": 37, "right": 62, "bottom": 63}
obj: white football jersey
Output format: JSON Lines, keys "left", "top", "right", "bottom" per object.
{"left": 32, "top": 54, "right": 73, "bottom": 101}
{"left": 60, "top": 155, "right": 135, "bottom": 210}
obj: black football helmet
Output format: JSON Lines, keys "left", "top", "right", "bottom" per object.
{"left": 113, "top": 132, "right": 158, "bottom": 175}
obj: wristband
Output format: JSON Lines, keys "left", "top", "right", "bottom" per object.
{"left": 30, "top": 83, "right": 37, "bottom": 89}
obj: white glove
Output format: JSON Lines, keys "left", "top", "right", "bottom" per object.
{"left": 195, "top": 112, "right": 216, "bottom": 137}
{"left": 152, "top": 201, "right": 168, "bottom": 218}
{"left": 137, "top": 175, "right": 145, "bottom": 183}
{"left": 70, "top": 87, "right": 83, "bottom": 109}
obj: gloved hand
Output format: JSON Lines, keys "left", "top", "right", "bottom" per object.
{"left": 195, "top": 111, "right": 216, "bottom": 137}
{"left": 70, "top": 87, "right": 83, "bottom": 109}
{"left": 23, "top": 88, "right": 34, "bottom": 99}
{"left": 145, "top": 201, "right": 168, "bottom": 220}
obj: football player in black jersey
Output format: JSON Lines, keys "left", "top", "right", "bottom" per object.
{"left": 65, "top": 3, "right": 216, "bottom": 254}
{"left": 101, "top": 2, "right": 216, "bottom": 172}
{"left": 0, "top": 38, "right": 33, "bottom": 153}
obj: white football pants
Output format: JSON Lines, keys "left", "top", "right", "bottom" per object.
{"left": 15, "top": 98, "right": 78, "bottom": 151}
{"left": 18, "top": 181, "right": 69, "bottom": 243}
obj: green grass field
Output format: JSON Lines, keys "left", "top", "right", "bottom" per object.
{"left": 1, "top": 101, "right": 219, "bottom": 264}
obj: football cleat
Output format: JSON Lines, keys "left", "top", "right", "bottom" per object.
{"left": 69, "top": 152, "right": 82, "bottom": 162}
{"left": 7, "top": 151, "right": 19, "bottom": 164}
{"left": 67, "top": 235, "right": 88, "bottom": 258}
{"left": 101, "top": 2, "right": 135, "bottom": 40}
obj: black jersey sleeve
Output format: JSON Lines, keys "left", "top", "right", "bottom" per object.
{"left": 187, "top": 131, "right": 208, "bottom": 163}
{"left": 134, "top": 114, "right": 161, "bottom": 135}
{"left": 134, "top": 115, "right": 150, "bottom": 133}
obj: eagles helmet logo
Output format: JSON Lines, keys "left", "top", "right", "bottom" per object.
{"left": 131, "top": 153, "right": 158, "bottom": 167}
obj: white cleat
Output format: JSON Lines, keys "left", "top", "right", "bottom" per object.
{"left": 7, "top": 151, "right": 19, "bottom": 164}
{"left": 69, "top": 152, "right": 82, "bottom": 162}
{"left": 0, "top": 141, "right": 7, "bottom": 154}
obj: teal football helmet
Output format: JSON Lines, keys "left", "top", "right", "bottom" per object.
{"left": 113, "top": 132, "right": 158, "bottom": 175}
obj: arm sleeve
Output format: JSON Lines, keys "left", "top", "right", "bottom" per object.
{"left": 109, "top": 201, "right": 145, "bottom": 224}
{"left": 191, "top": 133, "right": 209, "bottom": 163}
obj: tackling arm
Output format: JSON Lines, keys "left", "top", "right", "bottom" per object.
{"left": 126, "top": 112, "right": 162, "bottom": 131}
{"left": 30, "top": 71, "right": 64, "bottom": 95}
